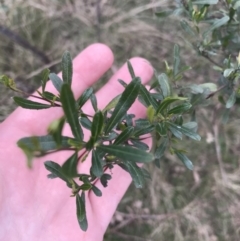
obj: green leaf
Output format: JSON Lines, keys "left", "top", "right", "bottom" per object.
{"left": 125, "top": 161, "right": 145, "bottom": 188}
{"left": 173, "top": 44, "right": 180, "bottom": 76}
{"left": 158, "top": 73, "right": 171, "bottom": 98}
{"left": 226, "top": 91, "right": 236, "bottom": 108}
{"left": 182, "top": 122, "right": 198, "bottom": 132}
{"left": 77, "top": 88, "right": 93, "bottom": 109}
{"left": 127, "top": 60, "right": 136, "bottom": 78}
{"left": 90, "top": 93, "right": 98, "bottom": 112}
{"left": 203, "top": 15, "right": 230, "bottom": 37}
{"left": 97, "top": 145, "right": 153, "bottom": 163}
{"left": 102, "top": 94, "right": 121, "bottom": 113}
{"left": 77, "top": 192, "right": 88, "bottom": 231}
{"left": 223, "top": 68, "right": 235, "bottom": 78}
{"left": 168, "top": 102, "right": 192, "bottom": 115}
{"left": 42, "top": 91, "right": 60, "bottom": 102}
{"left": 44, "top": 161, "right": 70, "bottom": 184}
{"left": 91, "top": 149, "right": 103, "bottom": 177}
{"left": 118, "top": 79, "right": 128, "bottom": 88}
{"left": 104, "top": 77, "right": 141, "bottom": 134}
{"left": 156, "top": 122, "right": 167, "bottom": 136}
{"left": 100, "top": 173, "right": 112, "bottom": 187}
{"left": 41, "top": 68, "right": 50, "bottom": 92}
{"left": 167, "top": 122, "right": 182, "bottom": 139}
{"left": 114, "top": 126, "right": 134, "bottom": 145}
{"left": 62, "top": 152, "right": 78, "bottom": 178}
{"left": 49, "top": 73, "right": 63, "bottom": 93}
{"left": 91, "top": 111, "right": 104, "bottom": 142}
{"left": 91, "top": 185, "right": 102, "bottom": 197}
{"left": 175, "top": 151, "right": 193, "bottom": 170}
{"left": 134, "top": 125, "right": 155, "bottom": 137}
{"left": 62, "top": 51, "right": 72, "bottom": 86}
{"left": 18, "top": 135, "right": 71, "bottom": 153}
{"left": 60, "top": 83, "right": 83, "bottom": 140}
{"left": 139, "top": 84, "right": 158, "bottom": 110}
{"left": 13, "top": 97, "right": 51, "bottom": 110}
{"left": 80, "top": 183, "right": 92, "bottom": 191}
{"left": 180, "top": 20, "right": 196, "bottom": 36}
{"left": 79, "top": 116, "right": 92, "bottom": 130}
{"left": 154, "top": 138, "right": 168, "bottom": 168}
{"left": 130, "top": 139, "right": 149, "bottom": 151}
{"left": 47, "top": 117, "right": 65, "bottom": 147}
{"left": 76, "top": 193, "right": 86, "bottom": 223}
{"left": 156, "top": 96, "right": 187, "bottom": 114}
{"left": 192, "top": 0, "right": 218, "bottom": 4}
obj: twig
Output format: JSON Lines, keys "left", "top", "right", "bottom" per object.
{"left": 0, "top": 25, "right": 50, "bottom": 64}
{"left": 206, "top": 83, "right": 228, "bottom": 99}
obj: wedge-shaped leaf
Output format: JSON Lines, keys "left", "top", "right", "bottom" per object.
{"left": 114, "top": 126, "right": 134, "bottom": 145}
{"left": 173, "top": 44, "right": 180, "bottom": 76}
{"left": 18, "top": 135, "right": 71, "bottom": 152}
{"left": 100, "top": 173, "right": 112, "bottom": 187}
{"left": 158, "top": 73, "right": 171, "bottom": 98}
{"left": 49, "top": 73, "right": 63, "bottom": 93}
{"left": 91, "top": 185, "right": 102, "bottom": 197}
{"left": 125, "top": 161, "right": 145, "bottom": 188}
{"left": 80, "top": 183, "right": 92, "bottom": 191}
{"left": 156, "top": 96, "right": 187, "bottom": 114}
{"left": 91, "top": 149, "right": 103, "bottom": 177}
{"left": 192, "top": 0, "right": 218, "bottom": 4}
{"left": 105, "top": 77, "right": 141, "bottom": 134}
{"left": 62, "top": 51, "right": 72, "bottom": 86}
{"left": 41, "top": 68, "right": 50, "bottom": 92}
{"left": 168, "top": 102, "right": 192, "bottom": 115}
{"left": 203, "top": 15, "right": 230, "bottom": 37}
{"left": 97, "top": 145, "right": 153, "bottom": 163}
{"left": 44, "top": 161, "right": 70, "bottom": 184}
{"left": 77, "top": 88, "right": 93, "bottom": 109}
{"left": 90, "top": 93, "right": 98, "bottom": 112}
{"left": 13, "top": 97, "right": 51, "bottom": 110}
{"left": 156, "top": 122, "right": 167, "bottom": 136}
{"left": 76, "top": 193, "right": 87, "bottom": 229}
{"left": 62, "top": 152, "right": 78, "bottom": 178}
{"left": 47, "top": 117, "right": 65, "bottom": 147}
{"left": 167, "top": 122, "right": 182, "bottom": 140}
{"left": 175, "top": 151, "right": 193, "bottom": 170}
{"left": 60, "top": 83, "right": 83, "bottom": 140}
{"left": 226, "top": 91, "right": 236, "bottom": 108}
{"left": 127, "top": 60, "right": 135, "bottom": 78}
{"left": 102, "top": 94, "right": 121, "bottom": 113}
{"left": 91, "top": 111, "right": 104, "bottom": 142}
{"left": 139, "top": 84, "right": 158, "bottom": 110}
{"left": 135, "top": 119, "right": 151, "bottom": 128}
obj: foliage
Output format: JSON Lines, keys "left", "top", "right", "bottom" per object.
{"left": 2, "top": 0, "right": 240, "bottom": 239}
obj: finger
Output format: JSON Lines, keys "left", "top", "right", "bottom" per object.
{"left": 1, "top": 43, "right": 114, "bottom": 137}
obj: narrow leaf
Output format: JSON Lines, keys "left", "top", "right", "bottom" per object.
{"left": 156, "top": 122, "right": 167, "bottom": 136}
{"left": 91, "top": 111, "right": 104, "bottom": 142}
{"left": 78, "top": 192, "right": 88, "bottom": 231}
{"left": 60, "top": 84, "right": 83, "bottom": 140}
{"left": 139, "top": 84, "right": 158, "bottom": 110}
{"left": 226, "top": 91, "right": 236, "bottom": 108}
{"left": 77, "top": 88, "right": 93, "bottom": 109}
{"left": 154, "top": 138, "right": 168, "bottom": 167}
{"left": 104, "top": 77, "right": 141, "bottom": 134}
{"left": 168, "top": 102, "right": 192, "bottom": 114}
{"left": 91, "top": 185, "right": 102, "bottom": 197}
{"left": 158, "top": 73, "right": 171, "bottom": 98}
{"left": 97, "top": 145, "right": 153, "bottom": 163}
{"left": 173, "top": 44, "right": 180, "bottom": 76}
{"left": 102, "top": 94, "right": 121, "bottom": 113}
{"left": 49, "top": 73, "right": 63, "bottom": 93}
{"left": 41, "top": 68, "right": 50, "bottom": 92}
{"left": 76, "top": 193, "right": 86, "bottom": 223}
{"left": 114, "top": 126, "right": 134, "bottom": 145}
{"left": 127, "top": 60, "right": 136, "bottom": 78}
{"left": 91, "top": 149, "right": 103, "bottom": 177}
{"left": 13, "top": 97, "right": 51, "bottom": 110}
{"left": 90, "top": 93, "right": 98, "bottom": 112}
{"left": 62, "top": 51, "right": 72, "bottom": 86}
{"left": 175, "top": 151, "right": 194, "bottom": 170}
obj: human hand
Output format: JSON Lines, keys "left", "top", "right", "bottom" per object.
{"left": 0, "top": 43, "right": 153, "bottom": 241}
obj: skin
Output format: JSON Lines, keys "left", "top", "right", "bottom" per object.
{"left": 0, "top": 43, "right": 153, "bottom": 241}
